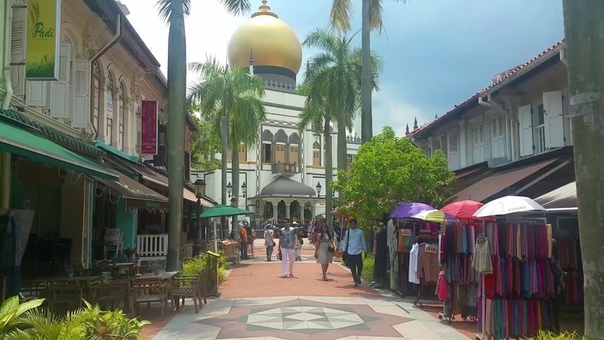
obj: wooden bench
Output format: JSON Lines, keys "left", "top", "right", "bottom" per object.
{"left": 133, "top": 278, "right": 168, "bottom": 317}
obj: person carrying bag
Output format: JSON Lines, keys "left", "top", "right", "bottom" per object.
{"left": 341, "top": 219, "right": 367, "bottom": 287}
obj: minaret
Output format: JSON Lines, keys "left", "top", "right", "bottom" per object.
{"left": 413, "top": 117, "right": 418, "bottom": 130}
{"left": 248, "top": 48, "right": 254, "bottom": 75}
{"left": 405, "top": 124, "right": 410, "bottom": 136}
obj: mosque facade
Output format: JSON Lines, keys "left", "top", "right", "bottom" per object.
{"left": 193, "top": 0, "right": 361, "bottom": 225}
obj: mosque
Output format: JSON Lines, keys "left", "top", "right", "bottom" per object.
{"left": 193, "top": 0, "right": 362, "bottom": 225}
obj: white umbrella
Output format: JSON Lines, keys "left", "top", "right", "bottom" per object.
{"left": 473, "top": 196, "right": 546, "bottom": 218}
{"left": 410, "top": 210, "right": 459, "bottom": 223}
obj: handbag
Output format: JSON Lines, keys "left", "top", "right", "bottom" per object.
{"left": 328, "top": 241, "right": 335, "bottom": 253}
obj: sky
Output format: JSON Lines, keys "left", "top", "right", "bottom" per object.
{"left": 122, "top": 0, "right": 564, "bottom": 137}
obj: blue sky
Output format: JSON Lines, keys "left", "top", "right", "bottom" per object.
{"left": 125, "top": 0, "right": 564, "bottom": 136}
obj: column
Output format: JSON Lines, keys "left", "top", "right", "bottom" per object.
{"left": 0, "top": 152, "right": 11, "bottom": 210}
{"left": 285, "top": 201, "right": 291, "bottom": 219}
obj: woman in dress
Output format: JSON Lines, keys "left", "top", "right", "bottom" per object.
{"left": 314, "top": 222, "right": 334, "bottom": 281}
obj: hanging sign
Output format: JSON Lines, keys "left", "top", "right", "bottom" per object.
{"left": 26, "top": 0, "right": 62, "bottom": 80}
{"left": 141, "top": 100, "right": 158, "bottom": 155}
{"left": 425, "top": 244, "right": 438, "bottom": 254}
{"left": 400, "top": 229, "right": 411, "bottom": 237}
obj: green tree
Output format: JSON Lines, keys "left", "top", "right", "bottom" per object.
{"left": 156, "top": 0, "right": 252, "bottom": 270}
{"left": 563, "top": 1, "right": 604, "bottom": 337}
{"left": 187, "top": 58, "right": 266, "bottom": 237}
{"left": 332, "top": 126, "right": 455, "bottom": 223}
{"left": 188, "top": 113, "right": 221, "bottom": 172}
{"left": 329, "top": 0, "right": 409, "bottom": 144}
{"left": 301, "top": 28, "right": 382, "bottom": 173}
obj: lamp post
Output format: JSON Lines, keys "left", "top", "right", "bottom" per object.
{"left": 227, "top": 181, "right": 232, "bottom": 197}
{"left": 316, "top": 182, "right": 322, "bottom": 197}
{"left": 194, "top": 178, "right": 206, "bottom": 255}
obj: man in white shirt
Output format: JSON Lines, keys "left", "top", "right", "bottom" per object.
{"left": 263, "top": 222, "right": 275, "bottom": 261}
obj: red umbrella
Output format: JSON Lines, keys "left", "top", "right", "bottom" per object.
{"left": 440, "top": 200, "right": 485, "bottom": 219}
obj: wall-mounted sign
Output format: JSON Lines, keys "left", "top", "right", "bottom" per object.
{"left": 141, "top": 100, "right": 158, "bottom": 155}
{"left": 26, "top": 0, "right": 62, "bottom": 80}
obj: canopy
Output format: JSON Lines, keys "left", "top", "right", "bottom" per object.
{"left": 93, "top": 173, "right": 169, "bottom": 210}
{"left": 473, "top": 196, "right": 546, "bottom": 218}
{"left": 534, "top": 181, "right": 577, "bottom": 210}
{"left": 441, "top": 200, "right": 484, "bottom": 219}
{"left": 198, "top": 205, "right": 254, "bottom": 218}
{"left": 411, "top": 210, "right": 459, "bottom": 223}
{"left": 390, "top": 202, "right": 434, "bottom": 218}
{"left": 0, "top": 119, "right": 117, "bottom": 180}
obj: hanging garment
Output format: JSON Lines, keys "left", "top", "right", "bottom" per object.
{"left": 472, "top": 239, "right": 493, "bottom": 274}
{"left": 373, "top": 226, "right": 388, "bottom": 280}
{"left": 408, "top": 243, "right": 420, "bottom": 284}
{"left": 436, "top": 271, "right": 449, "bottom": 300}
{"left": 417, "top": 244, "right": 440, "bottom": 283}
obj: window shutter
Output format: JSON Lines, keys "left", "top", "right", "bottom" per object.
{"left": 543, "top": 90, "right": 564, "bottom": 148}
{"left": 519, "top": 105, "right": 533, "bottom": 156}
{"left": 10, "top": 7, "right": 26, "bottom": 99}
{"left": 49, "top": 44, "right": 71, "bottom": 118}
{"left": 71, "top": 59, "right": 90, "bottom": 128}
{"left": 25, "top": 81, "right": 49, "bottom": 107}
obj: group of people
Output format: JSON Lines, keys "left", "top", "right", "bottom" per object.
{"left": 259, "top": 217, "right": 367, "bottom": 285}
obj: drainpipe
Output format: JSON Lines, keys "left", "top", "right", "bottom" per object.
{"left": 89, "top": 14, "right": 123, "bottom": 136}
{"left": 2, "top": 0, "right": 13, "bottom": 109}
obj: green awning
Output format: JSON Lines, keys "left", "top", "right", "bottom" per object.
{"left": 0, "top": 120, "right": 117, "bottom": 180}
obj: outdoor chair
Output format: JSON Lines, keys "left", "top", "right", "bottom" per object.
{"left": 172, "top": 267, "right": 209, "bottom": 313}
{"left": 89, "top": 280, "right": 127, "bottom": 311}
{"left": 21, "top": 279, "right": 48, "bottom": 302}
{"left": 133, "top": 278, "right": 168, "bottom": 317}
{"left": 48, "top": 280, "right": 85, "bottom": 312}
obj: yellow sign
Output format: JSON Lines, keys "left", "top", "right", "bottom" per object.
{"left": 26, "top": 0, "right": 61, "bottom": 80}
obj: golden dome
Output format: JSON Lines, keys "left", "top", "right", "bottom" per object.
{"left": 227, "top": 0, "right": 302, "bottom": 74}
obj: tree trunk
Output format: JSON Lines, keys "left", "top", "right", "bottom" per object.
{"left": 232, "top": 137, "right": 240, "bottom": 241}
{"left": 220, "top": 115, "right": 228, "bottom": 239}
{"left": 360, "top": 0, "right": 372, "bottom": 144}
{"left": 563, "top": 1, "right": 604, "bottom": 337}
{"left": 166, "top": 0, "right": 186, "bottom": 271}
{"left": 337, "top": 110, "right": 348, "bottom": 173}
{"left": 324, "top": 119, "right": 333, "bottom": 231}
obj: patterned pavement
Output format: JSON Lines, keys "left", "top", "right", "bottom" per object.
{"left": 149, "top": 240, "right": 472, "bottom": 340}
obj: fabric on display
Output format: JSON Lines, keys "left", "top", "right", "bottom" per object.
{"left": 417, "top": 243, "right": 440, "bottom": 284}
{"left": 408, "top": 243, "right": 420, "bottom": 284}
{"left": 373, "top": 226, "right": 388, "bottom": 280}
{"left": 472, "top": 239, "right": 493, "bottom": 275}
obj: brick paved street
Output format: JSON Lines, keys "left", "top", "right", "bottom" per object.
{"left": 148, "top": 240, "right": 472, "bottom": 339}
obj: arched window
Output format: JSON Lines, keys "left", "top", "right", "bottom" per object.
{"left": 288, "top": 133, "right": 299, "bottom": 165}
{"left": 91, "top": 61, "right": 100, "bottom": 131}
{"left": 312, "top": 141, "right": 321, "bottom": 166}
{"left": 119, "top": 82, "right": 126, "bottom": 149}
{"left": 261, "top": 129, "right": 273, "bottom": 163}
{"left": 106, "top": 72, "right": 115, "bottom": 144}
{"left": 274, "top": 129, "right": 287, "bottom": 163}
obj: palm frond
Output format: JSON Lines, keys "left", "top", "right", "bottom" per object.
{"left": 218, "top": 0, "right": 252, "bottom": 16}
{"left": 329, "top": 0, "right": 354, "bottom": 34}
{"left": 155, "top": 0, "right": 192, "bottom": 24}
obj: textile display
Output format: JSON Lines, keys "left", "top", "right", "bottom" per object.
{"left": 477, "top": 223, "right": 558, "bottom": 339}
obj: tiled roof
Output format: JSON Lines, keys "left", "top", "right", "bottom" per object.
{"left": 410, "top": 40, "right": 565, "bottom": 137}
{"left": 0, "top": 109, "right": 105, "bottom": 158}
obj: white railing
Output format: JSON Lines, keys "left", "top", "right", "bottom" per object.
{"left": 136, "top": 234, "right": 168, "bottom": 261}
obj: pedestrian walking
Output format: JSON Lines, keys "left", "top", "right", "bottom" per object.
{"left": 264, "top": 222, "right": 275, "bottom": 261}
{"left": 342, "top": 219, "right": 367, "bottom": 287}
{"left": 278, "top": 218, "right": 298, "bottom": 278}
{"left": 239, "top": 223, "right": 249, "bottom": 260}
{"left": 314, "top": 221, "right": 334, "bottom": 281}
{"left": 293, "top": 221, "right": 303, "bottom": 261}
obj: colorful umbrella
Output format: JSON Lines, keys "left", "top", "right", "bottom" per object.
{"left": 440, "top": 200, "right": 484, "bottom": 219}
{"left": 410, "top": 210, "right": 459, "bottom": 223}
{"left": 473, "top": 196, "right": 545, "bottom": 218}
{"left": 390, "top": 202, "right": 434, "bottom": 218}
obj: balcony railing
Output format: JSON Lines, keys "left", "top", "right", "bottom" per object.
{"left": 272, "top": 162, "right": 298, "bottom": 176}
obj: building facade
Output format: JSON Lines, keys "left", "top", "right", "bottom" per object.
{"left": 194, "top": 1, "right": 362, "bottom": 225}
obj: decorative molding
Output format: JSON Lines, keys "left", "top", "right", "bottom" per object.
{"left": 12, "top": 0, "right": 27, "bottom": 6}
{"left": 300, "top": 133, "right": 305, "bottom": 184}
{"left": 256, "top": 124, "right": 262, "bottom": 196}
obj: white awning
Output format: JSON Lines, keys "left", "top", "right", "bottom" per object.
{"left": 535, "top": 181, "right": 576, "bottom": 210}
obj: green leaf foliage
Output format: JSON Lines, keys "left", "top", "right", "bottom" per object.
{"left": 332, "top": 126, "right": 455, "bottom": 221}
{"left": 188, "top": 112, "right": 221, "bottom": 172}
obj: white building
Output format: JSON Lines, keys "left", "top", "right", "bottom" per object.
{"left": 193, "top": 1, "right": 361, "bottom": 224}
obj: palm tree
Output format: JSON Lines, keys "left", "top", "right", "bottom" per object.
{"left": 329, "top": 0, "right": 408, "bottom": 144}
{"left": 302, "top": 28, "right": 382, "bottom": 173}
{"left": 188, "top": 58, "right": 266, "bottom": 239}
{"left": 156, "top": 0, "right": 252, "bottom": 270}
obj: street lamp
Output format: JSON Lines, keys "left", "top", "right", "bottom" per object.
{"left": 230, "top": 197, "right": 237, "bottom": 207}
{"left": 227, "top": 181, "right": 232, "bottom": 197}
{"left": 194, "top": 178, "right": 206, "bottom": 253}
{"left": 241, "top": 181, "right": 247, "bottom": 198}
{"left": 316, "top": 182, "right": 322, "bottom": 197}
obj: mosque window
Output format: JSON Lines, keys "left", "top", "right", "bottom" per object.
{"left": 238, "top": 143, "right": 247, "bottom": 162}
{"left": 288, "top": 133, "right": 300, "bottom": 165}
{"left": 262, "top": 129, "right": 273, "bottom": 164}
{"left": 313, "top": 141, "right": 321, "bottom": 167}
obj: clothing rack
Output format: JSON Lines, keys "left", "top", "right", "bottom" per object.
{"left": 411, "top": 233, "right": 441, "bottom": 307}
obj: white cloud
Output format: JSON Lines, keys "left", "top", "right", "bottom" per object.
{"left": 121, "top": 0, "right": 245, "bottom": 81}
{"left": 373, "top": 84, "right": 424, "bottom": 137}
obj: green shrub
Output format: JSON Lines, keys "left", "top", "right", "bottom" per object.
{"left": 183, "top": 251, "right": 229, "bottom": 282}
{"left": 361, "top": 253, "right": 375, "bottom": 282}
{"left": 537, "top": 331, "right": 584, "bottom": 340}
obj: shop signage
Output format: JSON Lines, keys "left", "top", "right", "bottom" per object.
{"left": 26, "top": 0, "right": 62, "bottom": 80}
{"left": 141, "top": 100, "right": 158, "bottom": 155}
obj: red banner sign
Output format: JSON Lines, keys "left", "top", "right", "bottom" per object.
{"left": 141, "top": 100, "right": 158, "bottom": 155}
